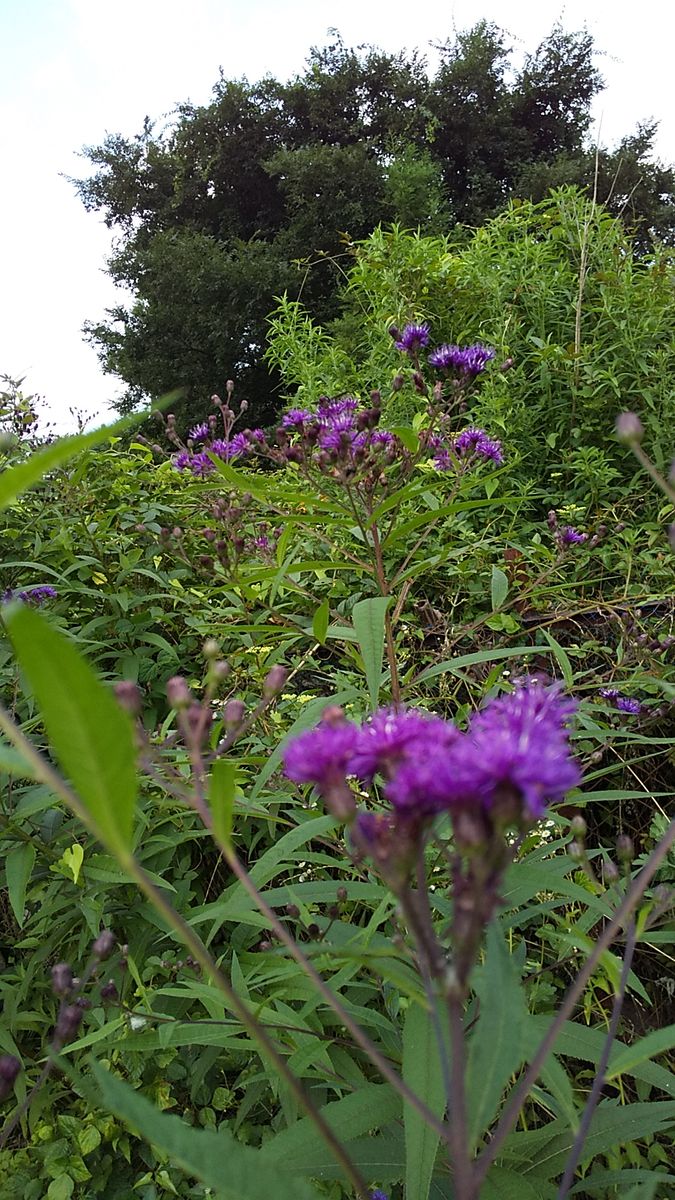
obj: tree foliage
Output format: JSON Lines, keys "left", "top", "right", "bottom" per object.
{"left": 74, "top": 24, "right": 675, "bottom": 427}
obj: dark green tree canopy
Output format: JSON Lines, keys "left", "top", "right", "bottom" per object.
{"left": 74, "top": 23, "right": 675, "bottom": 428}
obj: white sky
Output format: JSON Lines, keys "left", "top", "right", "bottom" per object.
{"left": 1, "top": 0, "right": 674, "bottom": 432}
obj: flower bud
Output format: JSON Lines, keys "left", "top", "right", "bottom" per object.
{"left": 0, "top": 1055, "right": 21, "bottom": 1100}
{"left": 100, "top": 979, "right": 119, "bottom": 1002}
{"left": 203, "top": 638, "right": 220, "bottom": 659}
{"left": 226, "top": 380, "right": 235, "bottom": 394}
{"left": 92, "top": 929, "right": 116, "bottom": 961}
{"left": 51, "top": 962, "right": 74, "bottom": 996}
{"left": 263, "top": 666, "right": 288, "bottom": 697}
{"left": 391, "top": 374, "right": 405, "bottom": 391}
{"left": 604, "top": 859, "right": 620, "bottom": 884}
{"left": 615, "top": 412, "right": 644, "bottom": 443}
{"left": 166, "top": 676, "right": 192, "bottom": 709}
{"left": 336, "top": 886, "right": 347, "bottom": 903}
{"left": 616, "top": 834, "right": 634, "bottom": 864}
{"left": 285, "top": 904, "right": 300, "bottom": 919}
{"left": 570, "top": 814, "right": 587, "bottom": 839}
{"left": 54, "top": 1004, "right": 83, "bottom": 1045}
{"left": 568, "top": 840, "right": 585, "bottom": 862}
{"left": 223, "top": 698, "right": 246, "bottom": 726}
{"left": 114, "top": 680, "right": 142, "bottom": 716}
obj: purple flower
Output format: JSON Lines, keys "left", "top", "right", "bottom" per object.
{"left": 395, "top": 323, "right": 431, "bottom": 354}
{"left": 190, "top": 451, "right": 216, "bottom": 476}
{"left": 174, "top": 450, "right": 192, "bottom": 470}
{"left": 435, "top": 427, "right": 504, "bottom": 470}
{"left": 3, "top": 585, "right": 58, "bottom": 605}
{"left": 600, "top": 689, "right": 641, "bottom": 714}
{"left": 283, "top": 718, "right": 359, "bottom": 791}
{"left": 350, "top": 707, "right": 457, "bottom": 783}
{"left": 317, "top": 396, "right": 359, "bottom": 424}
{"left": 558, "top": 526, "right": 587, "bottom": 547}
{"left": 189, "top": 422, "right": 209, "bottom": 442}
{"left": 281, "top": 408, "right": 313, "bottom": 429}
{"left": 450, "top": 684, "right": 580, "bottom": 819}
{"left": 428, "top": 344, "right": 495, "bottom": 376}
{"left": 371, "top": 1191, "right": 389, "bottom": 1200}
{"left": 474, "top": 435, "right": 504, "bottom": 463}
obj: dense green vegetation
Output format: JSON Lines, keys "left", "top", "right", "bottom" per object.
{"left": 1, "top": 195, "right": 674, "bottom": 1198}
{"left": 74, "top": 25, "right": 675, "bottom": 430}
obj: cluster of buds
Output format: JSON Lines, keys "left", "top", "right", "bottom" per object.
{"left": 153, "top": 386, "right": 263, "bottom": 478}
{"left": 155, "top": 490, "right": 279, "bottom": 576}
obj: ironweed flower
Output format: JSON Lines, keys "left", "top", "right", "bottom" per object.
{"left": 449, "top": 683, "right": 580, "bottom": 820}
{"left": 557, "top": 525, "right": 587, "bottom": 548}
{"left": 428, "top": 343, "right": 495, "bottom": 376}
{"left": 600, "top": 689, "right": 641, "bottom": 714}
{"left": 434, "top": 426, "right": 504, "bottom": 471}
{"left": 2, "top": 585, "right": 58, "bottom": 605}
{"left": 284, "top": 684, "right": 580, "bottom": 830}
{"left": 394, "top": 323, "right": 431, "bottom": 354}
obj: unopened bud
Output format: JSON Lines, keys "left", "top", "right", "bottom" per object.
{"left": 226, "top": 380, "right": 235, "bottom": 394}
{"left": 306, "top": 923, "right": 320, "bottom": 939}
{"left": 54, "top": 1004, "right": 83, "bottom": 1045}
{"left": 321, "top": 706, "right": 345, "bottom": 726}
{"left": 114, "top": 680, "right": 142, "bottom": 716}
{"left": 51, "top": 962, "right": 74, "bottom": 996}
{"left": 616, "top": 834, "right": 634, "bottom": 864}
{"left": 203, "top": 638, "right": 220, "bottom": 659}
{"left": 604, "top": 859, "right": 619, "bottom": 884}
{"left": 568, "top": 840, "right": 584, "bottom": 862}
{"left": 388, "top": 325, "right": 401, "bottom": 342}
{"left": 391, "top": 374, "right": 405, "bottom": 391}
{"left": 0, "top": 1055, "right": 21, "bottom": 1099}
{"left": 92, "top": 929, "right": 116, "bottom": 961}
{"left": 336, "top": 886, "right": 347, "bottom": 903}
{"left": 263, "top": 665, "right": 288, "bottom": 697}
{"left": 285, "top": 904, "right": 300, "bottom": 919}
{"left": 223, "top": 698, "right": 246, "bottom": 726}
{"left": 615, "top": 412, "right": 644, "bottom": 443}
{"left": 570, "top": 815, "right": 587, "bottom": 839}
{"left": 166, "top": 676, "right": 192, "bottom": 709}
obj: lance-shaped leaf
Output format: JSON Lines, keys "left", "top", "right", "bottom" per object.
{"left": 4, "top": 603, "right": 137, "bottom": 855}
{"left": 352, "top": 596, "right": 390, "bottom": 708}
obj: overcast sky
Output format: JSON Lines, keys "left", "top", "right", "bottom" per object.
{"left": 1, "top": 0, "right": 674, "bottom": 432}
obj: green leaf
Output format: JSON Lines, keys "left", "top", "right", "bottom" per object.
{"left": 0, "top": 739, "right": 40, "bottom": 779}
{"left": 466, "top": 923, "right": 527, "bottom": 1152}
{"left": 312, "top": 598, "right": 330, "bottom": 645}
{"left": 569, "top": 1168, "right": 675, "bottom": 1196}
{"left": 4, "top": 604, "right": 137, "bottom": 855}
{"left": 5, "top": 842, "right": 35, "bottom": 925}
{"left": 210, "top": 760, "right": 237, "bottom": 851}
{"left": 261, "top": 1083, "right": 401, "bottom": 1169}
{"left": 482, "top": 1167, "right": 544, "bottom": 1199}
{"left": 490, "top": 566, "right": 509, "bottom": 612}
{"left": 352, "top": 596, "right": 391, "bottom": 708}
{"left": 403, "top": 1001, "right": 448, "bottom": 1200}
{"left": 541, "top": 629, "right": 574, "bottom": 688}
{"left": 607, "top": 1023, "right": 675, "bottom": 1082}
{"left": 0, "top": 405, "right": 178, "bottom": 511}
{"left": 415, "top": 645, "right": 540, "bottom": 685}
{"left": 390, "top": 426, "right": 420, "bottom": 453}
{"left": 81, "top": 1059, "right": 322, "bottom": 1200}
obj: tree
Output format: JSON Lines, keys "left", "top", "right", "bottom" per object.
{"left": 74, "top": 24, "right": 675, "bottom": 429}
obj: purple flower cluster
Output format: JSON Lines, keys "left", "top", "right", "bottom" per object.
{"left": 284, "top": 682, "right": 580, "bottom": 827}
{"left": 277, "top": 393, "right": 399, "bottom": 472}
{"left": 433, "top": 425, "right": 504, "bottom": 471}
{"left": 394, "top": 323, "right": 431, "bottom": 355}
{"left": 599, "top": 688, "right": 641, "bottom": 715}
{"left": 558, "top": 526, "right": 587, "bottom": 547}
{"left": 2, "top": 585, "right": 58, "bottom": 605}
{"left": 428, "top": 343, "right": 495, "bottom": 376}
{"left": 174, "top": 429, "right": 262, "bottom": 477}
